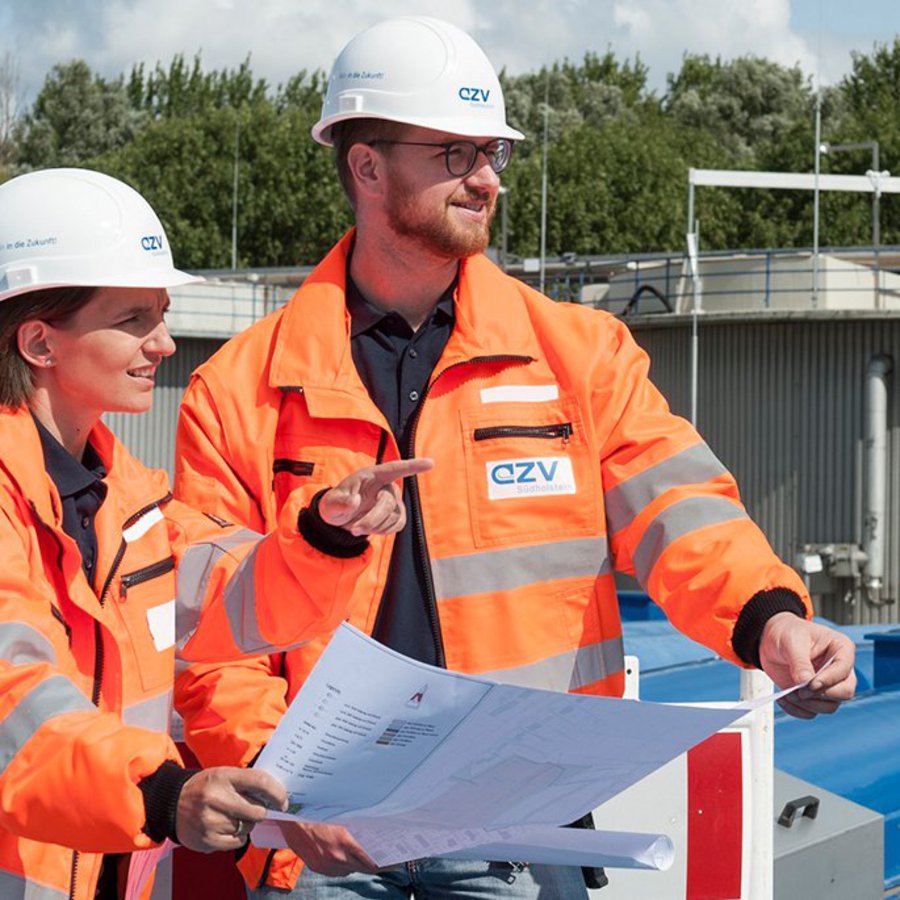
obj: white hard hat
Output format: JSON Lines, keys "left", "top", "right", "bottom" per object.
{"left": 312, "top": 16, "right": 525, "bottom": 146}
{"left": 0, "top": 167, "right": 201, "bottom": 303}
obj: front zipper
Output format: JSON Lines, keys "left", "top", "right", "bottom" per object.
{"left": 94, "top": 494, "right": 171, "bottom": 705}
{"left": 119, "top": 555, "right": 175, "bottom": 598}
{"left": 32, "top": 488, "right": 167, "bottom": 900}
{"left": 474, "top": 422, "right": 572, "bottom": 442}
{"left": 68, "top": 849, "right": 78, "bottom": 900}
{"left": 50, "top": 604, "right": 72, "bottom": 642}
{"left": 77, "top": 492, "right": 172, "bottom": 896}
{"left": 403, "top": 354, "right": 533, "bottom": 667}
{"left": 31, "top": 499, "right": 84, "bottom": 900}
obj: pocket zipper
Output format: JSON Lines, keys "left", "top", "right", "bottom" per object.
{"left": 474, "top": 422, "right": 573, "bottom": 442}
{"left": 119, "top": 556, "right": 175, "bottom": 598}
{"left": 273, "top": 459, "right": 316, "bottom": 477}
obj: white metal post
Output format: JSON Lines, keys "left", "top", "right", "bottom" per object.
{"left": 812, "top": 92, "right": 822, "bottom": 308}
{"left": 538, "top": 76, "right": 549, "bottom": 295}
{"left": 231, "top": 116, "right": 240, "bottom": 271}
{"left": 686, "top": 227, "right": 702, "bottom": 428}
{"left": 741, "top": 669, "right": 775, "bottom": 900}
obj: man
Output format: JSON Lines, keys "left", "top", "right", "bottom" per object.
{"left": 174, "top": 16, "right": 856, "bottom": 899}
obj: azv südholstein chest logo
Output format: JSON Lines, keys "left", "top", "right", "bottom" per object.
{"left": 486, "top": 456, "right": 577, "bottom": 500}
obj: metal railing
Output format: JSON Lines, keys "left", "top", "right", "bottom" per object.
{"left": 165, "top": 245, "right": 900, "bottom": 340}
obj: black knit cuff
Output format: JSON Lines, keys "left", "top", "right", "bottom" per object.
{"left": 297, "top": 489, "right": 370, "bottom": 559}
{"left": 139, "top": 760, "right": 198, "bottom": 843}
{"left": 732, "top": 588, "right": 808, "bottom": 668}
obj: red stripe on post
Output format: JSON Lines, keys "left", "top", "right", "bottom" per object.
{"left": 686, "top": 731, "right": 744, "bottom": 899}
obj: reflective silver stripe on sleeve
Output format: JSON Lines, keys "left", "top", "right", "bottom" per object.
{"left": 220, "top": 543, "right": 308, "bottom": 655}
{"left": 632, "top": 496, "right": 747, "bottom": 588}
{"left": 170, "top": 708, "right": 184, "bottom": 743}
{"left": 0, "top": 869, "right": 67, "bottom": 900}
{"left": 431, "top": 537, "right": 610, "bottom": 601}
{"left": 122, "top": 689, "right": 172, "bottom": 734}
{"left": 175, "top": 527, "right": 261, "bottom": 651}
{"left": 0, "top": 622, "right": 56, "bottom": 666}
{"left": 478, "top": 637, "right": 625, "bottom": 692}
{"left": 605, "top": 443, "right": 728, "bottom": 535}
{"left": 221, "top": 543, "right": 268, "bottom": 653}
{"left": 0, "top": 675, "right": 93, "bottom": 778}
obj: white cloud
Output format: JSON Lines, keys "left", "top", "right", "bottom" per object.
{"left": 2, "top": 0, "right": 893, "bottom": 106}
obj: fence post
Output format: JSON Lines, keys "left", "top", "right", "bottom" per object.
{"left": 741, "top": 669, "right": 775, "bottom": 900}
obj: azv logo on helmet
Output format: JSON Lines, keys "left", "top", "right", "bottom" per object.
{"left": 458, "top": 86, "right": 491, "bottom": 103}
{"left": 141, "top": 235, "right": 165, "bottom": 251}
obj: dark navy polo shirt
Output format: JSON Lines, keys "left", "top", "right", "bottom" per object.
{"left": 33, "top": 412, "right": 108, "bottom": 585}
{"left": 346, "top": 274, "right": 455, "bottom": 666}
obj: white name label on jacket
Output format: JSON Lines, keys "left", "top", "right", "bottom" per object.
{"left": 480, "top": 384, "right": 559, "bottom": 404}
{"left": 147, "top": 599, "right": 176, "bottom": 651}
{"left": 486, "top": 457, "right": 577, "bottom": 500}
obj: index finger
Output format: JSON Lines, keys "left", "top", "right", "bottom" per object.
{"left": 369, "top": 458, "right": 434, "bottom": 486}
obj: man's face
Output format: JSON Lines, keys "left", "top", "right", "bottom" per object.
{"left": 379, "top": 126, "right": 503, "bottom": 260}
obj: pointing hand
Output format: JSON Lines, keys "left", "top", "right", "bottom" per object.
{"left": 319, "top": 458, "right": 434, "bottom": 536}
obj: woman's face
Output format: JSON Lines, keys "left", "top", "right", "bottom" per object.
{"left": 42, "top": 287, "right": 175, "bottom": 418}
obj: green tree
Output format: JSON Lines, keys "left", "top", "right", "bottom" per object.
{"left": 832, "top": 39, "right": 900, "bottom": 245}
{"left": 11, "top": 44, "right": 898, "bottom": 268}
{"left": 18, "top": 60, "right": 136, "bottom": 168}
{"left": 127, "top": 54, "right": 270, "bottom": 118}
{"left": 98, "top": 69, "right": 345, "bottom": 269}
{"left": 503, "top": 107, "right": 730, "bottom": 259}
{"left": 0, "top": 51, "right": 22, "bottom": 176}
{"left": 665, "top": 54, "right": 813, "bottom": 164}
{"left": 502, "top": 51, "right": 653, "bottom": 150}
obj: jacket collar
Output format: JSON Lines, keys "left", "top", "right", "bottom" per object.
{"left": 0, "top": 405, "right": 168, "bottom": 528}
{"left": 269, "top": 229, "right": 543, "bottom": 396}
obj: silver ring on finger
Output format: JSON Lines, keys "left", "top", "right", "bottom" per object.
{"left": 233, "top": 818, "right": 251, "bottom": 838}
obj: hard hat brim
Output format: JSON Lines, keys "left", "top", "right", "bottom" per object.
{"left": 0, "top": 268, "right": 204, "bottom": 304}
{"left": 312, "top": 111, "right": 526, "bottom": 148}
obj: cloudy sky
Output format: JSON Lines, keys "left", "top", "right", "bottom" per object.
{"left": 2, "top": 0, "right": 899, "bottom": 106}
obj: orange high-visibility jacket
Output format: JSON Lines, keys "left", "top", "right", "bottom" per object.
{"left": 0, "top": 404, "right": 363, "bottom": 900}
{"left": 174, "top": 231, "right": 811, "bottom": 890}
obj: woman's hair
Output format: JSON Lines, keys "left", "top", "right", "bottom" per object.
{"left": 0, "top": 286, "right": 97, "bottom": 408}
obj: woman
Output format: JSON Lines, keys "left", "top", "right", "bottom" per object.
{"left": 0, "top": 168, "right": 421, "bottom": 899}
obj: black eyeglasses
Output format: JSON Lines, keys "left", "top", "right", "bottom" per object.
{"left": 367, "top": 138, "right": 514, "bottom": 177}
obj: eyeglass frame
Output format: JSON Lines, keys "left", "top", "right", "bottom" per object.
{"left": 365, "top": 138, "right": 514, "bottom": 178}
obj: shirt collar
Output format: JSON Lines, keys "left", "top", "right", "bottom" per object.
{"left": 32, "top": 410, "right": 107, "bottom": 499}
{"left": 346, "top": 269, "right": 457, "bottom": 338}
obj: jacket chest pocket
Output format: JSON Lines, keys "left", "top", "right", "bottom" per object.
{"left": 117, "top": 556, "right": 176, "bottom": 693}
{"left": 272, "top": 422, "right": 334, "bottom": 512}
{"left": 460, "top": 398, "right": 601, "bottom": 548}
{"left": 272, "top": 455, "right": 327, "bottom": 511}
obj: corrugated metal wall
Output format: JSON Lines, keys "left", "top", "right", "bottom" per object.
{"left": 103, "top": 338, "right": 223, "bottom": 474}
{"left": 107, "top": 315, "right": 900, "bottom": 625}
{"left": 630, "top": 313, "right": 900, "bottom": 625}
